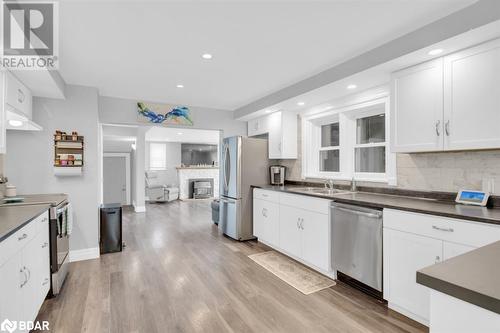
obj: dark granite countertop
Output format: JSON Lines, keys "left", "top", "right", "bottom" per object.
{"left": 0, "top": 204, "right": 51, "bottom": 242}
{"left": 417, "top": 241, "right": 500, "bottom": 314}
{"left": 252, "top": 185, "right": 500, "bottom": 225}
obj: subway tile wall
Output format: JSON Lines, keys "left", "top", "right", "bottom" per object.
{"left": 277, "top": 116, "right": 500, "bottom": 194}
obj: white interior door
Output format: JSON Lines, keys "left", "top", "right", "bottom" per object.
{"left": 103, "top": 156, "right": 128, "bottom": 205}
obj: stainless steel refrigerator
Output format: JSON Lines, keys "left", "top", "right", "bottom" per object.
{"left": 220, "top": 136, "right": 269, "bottom": 240}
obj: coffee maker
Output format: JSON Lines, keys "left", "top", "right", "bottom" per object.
{"left": 270, "top": 165, "right": 286, "bottom": 185}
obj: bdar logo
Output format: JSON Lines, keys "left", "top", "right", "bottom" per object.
{"left": 0, "top": 319, "right": 17, "bottom": 333}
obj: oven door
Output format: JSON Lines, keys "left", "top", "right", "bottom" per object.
{"left": 50, "top": 205, "right": 70, "bottom": 273}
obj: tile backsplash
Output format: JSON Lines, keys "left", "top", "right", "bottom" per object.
{"left": 277, "top": 116, "right": 500, "bottom": 195}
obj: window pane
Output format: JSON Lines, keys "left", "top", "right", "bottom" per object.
{"left": 150, "top": 143, "right": 167, "bottom": 170}
{"left": 355, "top": 146, "right": 385, "bottom": 173}
{"left": 321, "top": 123, "right": 339, "bottom": 147}
{"left": 319, "top": 150, "right": 339, "bottom": 172}
{"left": 357, "top": 114, "right": 385, "bottom": 144}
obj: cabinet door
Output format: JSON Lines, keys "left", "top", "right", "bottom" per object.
{"left": 390, "top": 58, "right": 444, "bottom": 153}
{"left": 384, "top": 228, "right": 442, "bottom": 323}
{"left": 443, "top": 241, "right": 475, "bottom": 261}
{"left": 278, "top": 206, "right": 302, "bottom": 258}
{"left": 5, "top": 72, "right": 32, "bottom": 119}
{"left": 443, "top": 39, "right": 500, "bottom": 150}
{"left": 0, "top": 251, "right": 24, "bottom": 325}
{"left": 253, "top": 198, "right": 280, "bottom": 247}
{"left": 300, "top": 210, "right": 329, "bottom": 271}
{"left": 268, "top": 112, "right": 282, "bottom": 159}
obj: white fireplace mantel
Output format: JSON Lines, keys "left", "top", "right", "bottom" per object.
{"left": 177, "top": 167, "right": 219, "bottom": 199}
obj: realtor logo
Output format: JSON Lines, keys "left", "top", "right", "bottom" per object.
{"left": 0, "top": 319, "right": 17, "bottom": 333}
{"left": 1, "top": 1, "right": 59, "bottom": 70}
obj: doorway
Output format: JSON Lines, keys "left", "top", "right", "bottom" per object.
{"left": 103, "top": 153, "right": 131, "bottom": 205}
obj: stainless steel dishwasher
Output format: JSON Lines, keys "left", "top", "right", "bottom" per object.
{"left": 331, "top": 202, "right": 383, "bottom": 299}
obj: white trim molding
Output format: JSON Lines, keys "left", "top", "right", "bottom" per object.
{"left": 133, "top": 203, "right": 146, "bottom": 213}
{"left": 69, "top": 247, "right": 100, "bottom": 262}
{"left": 103, "top": 152, "right": 131, "bottom": 205}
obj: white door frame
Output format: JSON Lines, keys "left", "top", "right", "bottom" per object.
{"left": 103, "top": 152, "right": 131, "bottom": 205}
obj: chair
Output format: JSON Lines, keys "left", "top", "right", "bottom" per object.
{"left": 145, "top": 171, "right": 179, "bottom": 202}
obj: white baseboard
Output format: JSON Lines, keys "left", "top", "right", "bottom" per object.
{"left": 134, "top": 205, "right": 146, "bottom": 212}
{"left": 69, "top": 247, "right": 100, "bottom": 262}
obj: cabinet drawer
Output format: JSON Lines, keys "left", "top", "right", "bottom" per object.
{"left": 384, "top": 209, "right": 500, "bottom": 248}
{"left": 0, "top": 219, "right": 38, "bottom": 267}
{"left": 279, "top": 192, "right": 330, "bottom": 215}
{"left": 253, "top": 188, "right": 279, "bottom": 203}
{"left": 33, "top": 210, "right": 49, "bottom": 233}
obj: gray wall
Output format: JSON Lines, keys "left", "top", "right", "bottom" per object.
{"left": 99, "top": 96, "right": 246, "bottom": 137}
{"left": 5, "top": 85, "right": 100, "bottom": 252}
{"left": 145, "top": 141, "right": 181, "bottom": 186}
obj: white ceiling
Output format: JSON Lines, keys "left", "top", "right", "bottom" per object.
{"left": 146, "top": 127, "right": 220, "bottom": 144}
{"left": 59, "top": 0, "right": 475, "bottom": 110}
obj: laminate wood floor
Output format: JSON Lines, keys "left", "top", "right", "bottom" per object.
{"left": 37, "top": 200, "right": 427, "bottom": 333}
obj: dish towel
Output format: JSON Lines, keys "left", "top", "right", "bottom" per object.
{"left": 66, "top": 203, "right": 74, "bottom": 236}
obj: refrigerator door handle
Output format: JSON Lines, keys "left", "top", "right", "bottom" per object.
{"left": 224, "top": 144, "right": 231, "bottom": 192}
{"left": 220, "top": 197, "right": 236, "bottom": 204}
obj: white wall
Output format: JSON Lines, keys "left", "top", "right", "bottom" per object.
{"left": 99, "top": 96, "right": 246, "bottom": 138}
{"left": 145, "top": 141, "right": 181, "bottom": 186}
{"left": 5, "top": 85, "right": 100, "bottom": 252}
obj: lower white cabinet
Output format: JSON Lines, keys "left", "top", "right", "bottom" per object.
{"left": 253, "top": 188, "right": 331, "bottom": 273}
{"left": 383, "top": 209, "right": 500, "bottom": 326}
{"left": 253, "top": 198, "right": 280, "bottom": 248}
{"left": 0, "top": 210, "right": 50, "bottom": 331}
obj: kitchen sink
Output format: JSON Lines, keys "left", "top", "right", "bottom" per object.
{"left": 287, "top": 187, "right": 351, "bottom": 196}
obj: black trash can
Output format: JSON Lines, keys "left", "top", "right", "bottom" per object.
{"left": 211, "top": 199, "right": 220, "bottom": 225}
{"left": 100, "top": 203, "right": 122, "bottom": 254}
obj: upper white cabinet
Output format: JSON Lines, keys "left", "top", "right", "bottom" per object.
{"left": 443, "top": 39, "right": 500, "bottom": 151}
{"left": 5, "top": 71, "right": 33, "bottom": 120}
{"left": 391, "top": 38, "right": 500, "bottom": 153}
{"left": 247, "top": 111, "right": 297, "bottom": 159}
{"left": 390, "top": 59, "right": 444, "bottom": 153}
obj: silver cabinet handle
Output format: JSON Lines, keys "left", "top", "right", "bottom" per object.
{"left": 18, "top": 89, "right": 25, "bottom": 103}
{"left": 26, "top": 267, "right": 31, "bottom": 282}
{"left": 20, "top": 267, "right": 28, "bottom": 288}
{"left": 432, "top": 225, "right": 454, "bottom": 232}
{"left": 261, "top": 193, "right": 268, "bottom": 197}
{"left": 42, "top": 242, "right": 49, "bottom": 248}
{"left": 300, "top": 218, "right": 304, "bottom": 230}
{"left": 42, "top": 278, "right": 49, "bottom": 286}
{"left": 262, "top": 208, "right": 268, "bottom": 218}
{"left": 445, "top": 120, "right": 450, "bottom": 136}
{"left": 435, "top": 120, "right": 441, "bottom": 136}
{"left": 278, "top": 142, "right": 282, "bottom": 153}
{"left": 435, "top": 255, "right": 441, "bottom": 264}
{"left": 18, "top": 233, "right": 28, "bottom": 241}
{"left": 296, "top": 218, "right": 300, "bottom": 229}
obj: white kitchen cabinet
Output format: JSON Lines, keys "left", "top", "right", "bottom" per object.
{"left": 278, "top": 206, "right": 302, "bottom": 258}
{"left": 383, "top": 228, "right": 442, "bottom": 325}
{"left": 5, "top": 71, "right": 32, "bottom": 120}
{"left": 391, "top": 38, "right": 500, "bottom": 153}
{"left": 390, "top": 58, "right": 444, "bottom": 153}
{"left": 252, "top": 189, "right": 331, "bottom": 274}
{"left": 383, "top": 208, "right": 500, "bottom": 326}
{"left": 253, "top": 198, "right": 280, "bottom": 247}
{"left": 300, "top": 209, "right": 329, "bottom": 271}
{"left": 247, "top": 111, "right": 297, "bottom": 159}
{"left": 443, "top": 38, "right": 500, "bottom": 151}
{"left": 0, "top": 210, "right": 50, "bottom": 328}
{"left": 442, "top": 241, "right": 475, "bottom": 261}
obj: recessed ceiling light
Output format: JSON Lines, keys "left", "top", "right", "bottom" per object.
{"left": 202, "top": 53, "right": 213, "bottom": 59}
{"left": 265, "top": 110, "right": 272, "bottom": 113}
{"left": 177, "top": 132, "right": 183, "bottom": 135}
{"left": 9, "top": 119, "right": 23, "bottom": 127}
{"left": 428, "top": 48, "right": 443, "bottom": 56}
{"left": 297, "top": 102, "right": 305, "bottom": 106}
{"left": 131, "top": 143, "right": 136, "bottom": 150}
{"left": 347, "top": 84, "right": 357, "bottom": 90}
{"left": 176, "top": 84, "right": 184, "bottom": 88}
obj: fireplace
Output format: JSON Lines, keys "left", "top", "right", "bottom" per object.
{"left": 188, "top": 178, "right": 214, "bottom": 199}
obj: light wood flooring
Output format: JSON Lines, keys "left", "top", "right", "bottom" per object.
{"left": 37, "top": 200, "right": 427, "bottom": 333}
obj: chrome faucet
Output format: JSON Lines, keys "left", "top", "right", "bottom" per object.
{"left": 324, "top": 179, "right": 334, "bottom": 190}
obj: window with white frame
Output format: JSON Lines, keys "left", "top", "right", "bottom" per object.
{"left": 302, "top": 97, "right": 395, "bottom": 184}
{"left": 149, "top": 142, "right": 167, "bottom": 170}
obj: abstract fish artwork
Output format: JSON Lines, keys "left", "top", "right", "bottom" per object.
{"left": 137, "top": 102, "right": 193, "bottom": 126}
